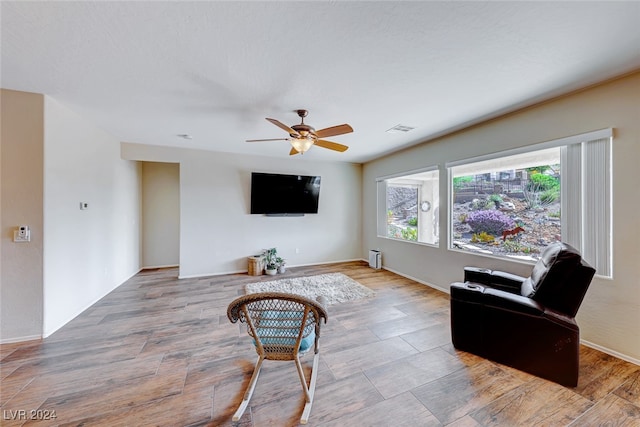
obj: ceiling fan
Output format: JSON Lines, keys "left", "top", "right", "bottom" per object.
{"left": 246, "top": 109, "right": 353, "bottom": 155}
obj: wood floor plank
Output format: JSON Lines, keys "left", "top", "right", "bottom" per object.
{"left": 615, "top": 370, "right": 640, "bottom": 407}
{"left": 320, "top": 391, "right": 441, "bottom": 427}
{"left": 569, "top": 393, "right": 640, "bottom": 427}
{"left": 323, "top": 336, "right": 419, "bottom": 380}
{"left": 399, "top": 321, "right": 451, "bottom": 352}
{"left": 470, "top": 378, "right": 594, "bottom": 426}
{"left": 364, "top": 347, "right": 465, "bottom": 399}
{"left": 0, "top": 261, "right": 638, "bottom": 426}
{"left": 411, "top": 359, "right": 525, "bottom": 425}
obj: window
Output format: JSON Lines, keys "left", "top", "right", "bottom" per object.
{"left": 448, "top": 129, "right": 612, "bottom": 277}
{"left": 377, "top": 167, "right": 439, "bottom": 245}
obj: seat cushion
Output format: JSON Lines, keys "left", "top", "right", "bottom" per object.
{"left": 255, "top": 310, "right": 315, "bottom": 352}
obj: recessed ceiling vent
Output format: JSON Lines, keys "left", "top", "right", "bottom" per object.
{"left": 386, "top": 124, "right": 415, "bottom": 134}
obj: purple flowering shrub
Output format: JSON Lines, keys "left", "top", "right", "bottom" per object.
{"left": 466, "top": 209, "right": 515, "bottom": 236}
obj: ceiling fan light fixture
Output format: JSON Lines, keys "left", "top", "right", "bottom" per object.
{"left": 289, "top": 136, "right": 315, "bottom": 154}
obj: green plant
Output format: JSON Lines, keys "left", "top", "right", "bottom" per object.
{"left": 502, "top": 240, "right": 539, "bottom": 254}
{"left": 549, "top": 210, "right": 561, "bottom": 218}
{"left": 523, "top": 182, "right": 560, "bottom": 209}
{"left": 466, "top": 209, "right": 515, "bottom": 236}
{"left": 488, "top": 194, "right": 503, "bottom": 207}
{"left": 262, "top": 248, "right": 278, "bottom": 270}
{"left": 471, "top": 232, "right": 495, "bottom": 243}
{"left": 540, "top": 188, "right": 559, "bottom": 205}
{"left": 527, "top": 173, "right": 559, "bottom": 192}
{"left": 401, "top": 227, "right": 418, "bottom": 241}
{"left": 407, "top": 217, "right": 418, "bottom": 226}
{"left": 275, "top": 257, "right": 285, "bottom": 267}
{"left": 453, "top": 176, "right": 473, "bottom": 190}
{"left": 470, "top": 198, "right": 493, "bottom": 211}
{"left": 458, "top": 213, "right": 468, "bottom": 223}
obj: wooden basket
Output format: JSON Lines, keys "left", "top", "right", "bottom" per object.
{"left": 248, "top": 256, "right": 264, "bottom": 276}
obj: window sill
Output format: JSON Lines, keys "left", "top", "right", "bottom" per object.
{"left": 447, "top": 245, "right": 537, "bottom": 267}
{"left": 377, "top": 235, "right": 439, "bottom": 248}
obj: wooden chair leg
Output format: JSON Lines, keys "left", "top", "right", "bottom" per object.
{"left": 294, "top": 355, "right": 311, "bottom": 401}
{"left": 300, "top": 352, "right": 321, "bottom": 424}
{"left": 232, "top": 355, "right": 265, "bottom": 422}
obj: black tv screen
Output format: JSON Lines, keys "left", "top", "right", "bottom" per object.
{"left": 251, "top": 172, "right": 321, "bottom": 215}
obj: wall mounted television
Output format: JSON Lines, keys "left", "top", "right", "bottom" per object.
{"left": 250, "top": 172, "right": 321, "bottom": 216}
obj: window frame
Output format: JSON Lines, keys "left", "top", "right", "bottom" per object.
{"left": 376, "top": 165, "right": 440, "bottom": 247}
{"left": 445, "top": 128, "right": 613, "bottom": 278}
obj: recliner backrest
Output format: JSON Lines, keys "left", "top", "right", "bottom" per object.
{"left": 520, "top": 242, "right": 595, "bottom": 317}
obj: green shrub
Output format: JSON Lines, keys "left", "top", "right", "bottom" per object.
{"left": 401, "top": 227, "right": 417, "bottom": 241}
{"left": 489, "top": 194, "right": 503, "bottom": 203}
{"left": 549, "top": 210, "right": 561, "bottom": 218}
{"left": 503, "top": 240, "right": 540, "bottom": 254}
{"left": 407, "top": 217, "right": 418, "bottom": 226}
{"left": 540, "top": 188, "right": 559, "bottom": 205}
{"left": 528, "top": 173, "right": 559, "bottom": 191}
{"left": 453, "top": 176, "right": 473, "bottom": 190}
{"left": 470, "top": 198, "right": 493, "bottom": 211}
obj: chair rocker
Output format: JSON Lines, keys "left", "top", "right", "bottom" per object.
{"left": 227, "top": 292, "right": 328, "bottom": 424}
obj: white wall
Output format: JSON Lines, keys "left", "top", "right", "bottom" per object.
{"left": 0, "top": 89, "right": 44, "bottom": 342}
{"left": 43, "top": 96, "right": 141, "bottom": 337}
{"left": 142, "top": 161, "right": 179, "bottom": 268}
{"left": 122, "top": 143, "right": 362, "bottom": 278}
{"left": 362, "top": 72, "right": 640, "bottom": 363}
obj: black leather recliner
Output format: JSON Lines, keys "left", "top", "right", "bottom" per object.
{"left": 450, "top": 242, "right": 595, "bottom": 387}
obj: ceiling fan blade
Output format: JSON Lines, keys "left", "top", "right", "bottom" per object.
{"left": 315, "top": 124, "right": 353, "bottom": 139}
{"left": 315, "top": 139, "right": 349, "bottom": 152}
{"left": 266, "top": 118, "right": 300, "bottom": 137}
{"left": 289, "top": 147, "right": 300, "bottom": 156}
{"left": 246, "top": 138, "right": 289, "bottom": 142}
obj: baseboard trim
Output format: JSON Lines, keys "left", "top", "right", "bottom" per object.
{"left": 291, "top": 258, "right": 364, "bottom": 268}
{"left": 0, "top": 335, "right": 42, "bottom": 345}
{"left": 178, "top": 259, "right": 365, "bottom": 279}
{"left": 381, "top": 265, "right": 449, "bottom": 294}
{"left": 141, "top": 264, "right": 179, "bottom": 270}
{"left": 581, "top": 339, "right": 640, "bottom": 366}
{"left": 179, "top": 269, "right": 245, "bottom": 279}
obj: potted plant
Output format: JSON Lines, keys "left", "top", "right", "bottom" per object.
{"left": 276, "top": 257, "right": 286, "bottom": 274}
{"left": 262, "top": 248, "right": 278, "bottom": 275}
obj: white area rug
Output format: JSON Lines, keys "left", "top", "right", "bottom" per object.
{"left": 245, "top": 273, "right": 375, "bottom": 305}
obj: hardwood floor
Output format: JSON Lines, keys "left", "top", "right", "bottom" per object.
{"left": 1, "top": 261, "right": 639, "bottom": 426}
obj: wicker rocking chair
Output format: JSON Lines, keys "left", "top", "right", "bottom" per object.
{"left": 227, "top": 292, "right": 328, "bottom": 424}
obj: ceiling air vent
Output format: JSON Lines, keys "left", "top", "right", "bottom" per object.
{"left": 386, "top": 124, "right": 415, "bottom": 134}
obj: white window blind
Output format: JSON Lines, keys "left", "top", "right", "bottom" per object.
{"left": 561, "top": 137, "right": 612, "bottom": 277}
{"left": 376, "top": 180, "right": 388, "bottom": 237}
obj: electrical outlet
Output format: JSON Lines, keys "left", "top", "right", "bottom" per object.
{"left": 13, "top": 225, "right": 30, "bottom": 242}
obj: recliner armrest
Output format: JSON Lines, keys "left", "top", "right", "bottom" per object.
{"left": 488, "top": 271, "right": 526, "bottom": 293}
{"left": 463, "top": 267, "right": 492, "bottom": 284}
{"left": 463, "top": 267, "right": 525, "bottom": 294}
{"left": 482, "top": 288, "right": 544, "bottom": 316}
{"left": 451, "top": 282, "right": 541, "bottom": 315}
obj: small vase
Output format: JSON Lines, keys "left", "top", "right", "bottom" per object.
{"left": 278, "top": 265, "right": 286, "bottom": 274}
{"left": 265, "top": 268, "right": 277, "bottom": 276}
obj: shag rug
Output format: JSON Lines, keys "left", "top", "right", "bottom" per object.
{"left": 245, "top": 273, "right": 375, "bottom": 305}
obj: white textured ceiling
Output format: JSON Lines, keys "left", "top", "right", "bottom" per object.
{"left": 2, "top": 1, "right": 639, "bottom": 163}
